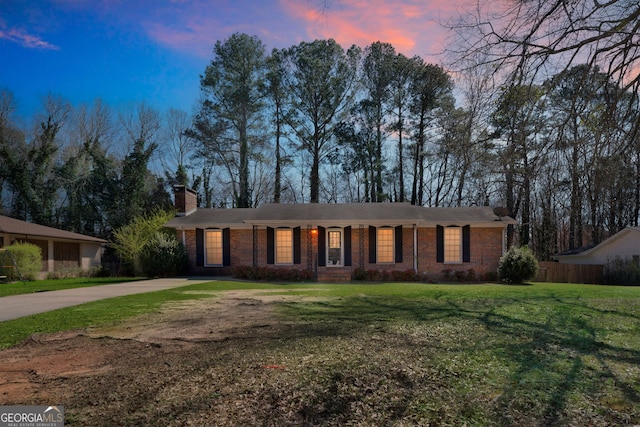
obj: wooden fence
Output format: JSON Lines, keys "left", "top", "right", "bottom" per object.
{"left": 535, "top": 261, "right": 604, "bottom": 284}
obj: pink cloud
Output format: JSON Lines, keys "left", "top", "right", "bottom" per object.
{"left": 125, "top": 0, "right": 458, "bottom": 63}
{"left": 280, "top": 0, "right": 453, "bottom": 60}
{"left": 0, "top": 26, "right": 59, "bottom": 50}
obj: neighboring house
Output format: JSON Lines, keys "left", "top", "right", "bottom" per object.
{"left": 554, "top": 227, "right": 640, "bottom": 266}
{"left": 0, "top": 215, "right": 107, "bottom": 276}
{"left": 166, "top": 186, "right": 516, "bottom": 282}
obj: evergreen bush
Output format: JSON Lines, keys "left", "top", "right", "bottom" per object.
{"left": 139, "top": 232, "right": 187, "bottom": 277}
{"left": 603, "top": 257, "right": 640, "bottom": 285}
{"left": 232, "top": 266, "right": 314, "bottom": 281}
{"left": 498, "top": 246, "right": 539, "bottom": 284}
{"left": 0, "top": 242, "right": 42, "bottom": 281}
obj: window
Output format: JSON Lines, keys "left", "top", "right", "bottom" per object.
{"left": 205, "top": 230, "right": 223, "bottom": 266}
{"left": 275, "top": 228, "right": 293, "bottom": 264}
{"left": 328, "top": 230, "right": 342, "bottom": 265}
{"left": 377, "top": 228, "right": 394, "bottom": 263}
{"left": 444, "top": 227, "right": 461, "bottom": 263}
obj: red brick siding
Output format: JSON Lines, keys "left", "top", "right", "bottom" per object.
{"left": 417, "top": 227, "right": 503, "bottom": 279}
{"left": 179, "top": 225, "right": 505, "bottom": 279}
{"left": 174, "top": 186, "right": 197, "bottom": 215}
{"left": 231, "top": 229, "right": 253, "bottom": 266}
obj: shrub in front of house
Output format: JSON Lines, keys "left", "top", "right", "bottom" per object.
{"left": 352, "top": 268, "right": 367, "bottom": 281}
{"left": 484, "top": 271, "right": 498, "bottom": 282}
{"left": 441, "top": 268, "right": 478, "bottom": 282}
{"left": 110, "top": 210, "right": 176, "bottom": 276}
{"left": 352, "top": 269, "right": 421, "bottom": 282}
{"left": 0, "top": 242, "right": 41, "bottom": 281}
{"left": 232, "top": 266, "right": 314, "bottom": 282}
{"left": 139, "top": 232, "right": 188, "bottom": 277}
{"left": 392, "top": 269, "right": 419, "bottom": 282}
{"left": 498, "top": 246, "right": 539, "bottom": 284}
{"left": 603, "top": 256, "right": 640, "bottom": 285}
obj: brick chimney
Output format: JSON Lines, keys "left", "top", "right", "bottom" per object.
{"left": 174, "top": 185, "right": 198, "bottom": 216}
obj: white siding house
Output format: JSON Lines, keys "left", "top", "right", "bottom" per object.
{"left": 554, "top": 227, "right": 640, "bottom": 266}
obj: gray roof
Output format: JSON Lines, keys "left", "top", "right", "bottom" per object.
{"left": 0, "top": 215, "right": 107, "bottom": 243}
{"left": 165, "top": 203, "right": 516, "bottom": 229}
{"left": 165, "top": 208, "right": 257, "bottom": 229}
{"left": 249, "top": 203, "right": 422, "bottom": 224}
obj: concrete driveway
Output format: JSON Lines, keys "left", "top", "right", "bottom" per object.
{"left": 0, "top": 277, "right": 215, "bottom": 322}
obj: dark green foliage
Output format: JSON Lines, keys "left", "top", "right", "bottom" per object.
{"left": 603, "top": 257, "right": 640, "bottom": 285}
{"left": 114, "top": 138, "right": 159, "bottom": 230}
{"left": 0, "top": 95, "right": 68, "bottom": 226}
{"left": 0, "top": 243, "right": 42, "bottom": 281}
{"left": 232, "top": 266, "right": 314, "bottom": 282}
{"left": 139, "top": 232, "right": 187, "bottom": 277}
{"left": 498, "top": 246, "right": 539, "bottom": 284}
{"left": 352, "top": 268, "right": 422, "bottom": 282}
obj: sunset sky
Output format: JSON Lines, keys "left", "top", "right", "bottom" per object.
{"left": 1, "top": 0, "right": 465, "bottom": 121}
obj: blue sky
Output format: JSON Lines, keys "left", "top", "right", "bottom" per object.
{"left": 1, "top": 0, "right": 459, "bottom": 121}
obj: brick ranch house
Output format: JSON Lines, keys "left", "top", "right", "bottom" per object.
{"left": 166, "top": 186, "right": 517, "bottom": 282}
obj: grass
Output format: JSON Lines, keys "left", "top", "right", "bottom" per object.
{"left": 268, "top": 282, "right": 640, "bottom": 425}
{"left": 0, "top": 280, "right": 278, "bottom": 348}
{"left": 0, "top": 276, "right": 146, "bottom": 298}
{"left": 2, "top": 280, "right": 640, "bottom": 425}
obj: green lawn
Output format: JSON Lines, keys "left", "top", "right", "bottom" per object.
{"left": 0, "top": 276, "right": 146, "bottom": 298}
{"left": 2, "top": 280, "right": 639, "bottom": 425}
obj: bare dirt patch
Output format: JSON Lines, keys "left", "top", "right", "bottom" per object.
{"left": 0, "top": 290, "right": 318, "bottom": 416}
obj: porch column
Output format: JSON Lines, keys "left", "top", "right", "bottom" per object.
{"left": 413, "top": 224, "right": 418, "bottom": 272}
{"left": 47, "top": 240, "right": 54, "bottom": 273}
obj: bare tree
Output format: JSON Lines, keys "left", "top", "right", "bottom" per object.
{"left": 162, "top": 108, "right": 193, "bottom": 186}
{"left": 449, "top": 0, "right": 640, "bottom": 89}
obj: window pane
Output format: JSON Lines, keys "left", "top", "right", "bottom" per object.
{"left": 328, "top": 230, "right": 341, "bottom": 265}
{"left": 377, "top": 228, "right": 394, "bottom": 263}
{"left": 444, "top": 227, "right": 461, "bottom": 263}
{"left": 328, "top": 231, "right": 341, "bottom": 248}
{"left": 276, "top": 229, "right": 293, "bottom": 264}
{"left": 205, "top": 230, "right": 223, "bottom": 266}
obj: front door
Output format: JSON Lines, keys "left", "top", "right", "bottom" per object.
{"left": 327, "top": 229, "right": 342, "bottom": 266}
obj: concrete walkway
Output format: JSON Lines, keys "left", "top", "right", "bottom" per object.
{"left": 0, "top": 277, "right": 215, "bottom": 322}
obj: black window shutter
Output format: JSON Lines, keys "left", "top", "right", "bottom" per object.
{"left": 267, "top": 227, "right": 274, "bottom": 264}
{"left": 462, "top": 225, "right": 471, "bottom": 263}
{"left": 293, "top": 227, "right": 301, "bottom": 264}
{"left": 317, "top": 226, "right": 326, "bottom": 267}
{"left": 436, "top": 225, "right": 444, "bottom": 263}
{"left": 369, "top": 226, "right": 376, "bottom": 264}
{"left": 344, "top": 226, "right": 352, "bottom": 266}
{"left": 223, "top": 228, "right": 231, "bottom": 266}
{"left": 196, "top": 228, "right": 204, "bottom": 267}
{"left": 395, "top": 225, "right": 403, "bottom": 263}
